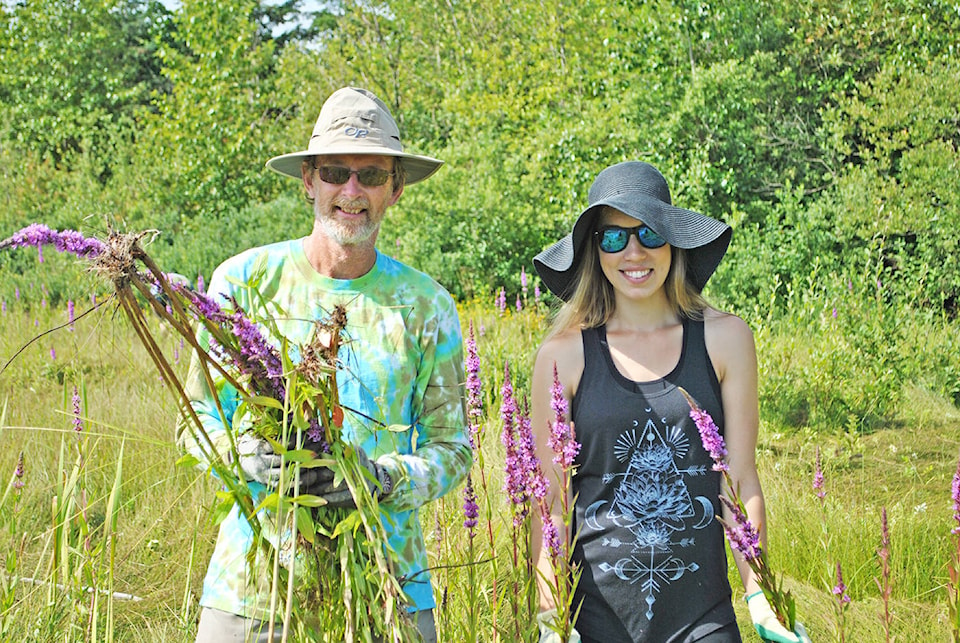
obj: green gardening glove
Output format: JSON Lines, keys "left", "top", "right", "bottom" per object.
{"left": 746, "top": 591, "right": 812, "bottom": 643}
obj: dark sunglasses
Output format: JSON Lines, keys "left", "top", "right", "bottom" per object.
{"left": 595, "top": 224, "right": 667, "bottom": 253}
{"left": 315, "top": 164, "right": 394, "bottom": 187}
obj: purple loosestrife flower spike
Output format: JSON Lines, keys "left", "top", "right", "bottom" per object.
{"left": 719, "top": 495, "right": 764, "bottom": 562}
{"left": 547, "top": 363, "right": 580, "bottom": 468}
{"left": 465, "top": 321, "right": 483, "bottom": 449}
{"left": 814, "top": 446, "right": 826, "bottom": 502}
{"left": 682, "top": 388, "right": 728, "bottom": 472}
{"left": 72, "top": 387, "right": 83, "bottom": 436}
{"left": 14, "top": 286, "right": 20, "bottom": 300}
{"left": 500, "top": 362, "right": 530, "bottom": 525}
{"left": 0, "top": 223, "right": 105, "bottom": 260}
{"left": 952, "top": 453, "right": 960, "bottom": 534}
{"left": 540, "top": 507, "right": 562, "bottom": 559}
{"left": 520, "top": 266, "right": 528, "bottom": 292}
{"left": 13, "top": 451, "right": 25, "bottom": 491}
{"left": 516, "top": 294, "right": 522, "bottom": 313}
{"left": 534, "top": 284, "right": 541, "bottom": 303}
{"left": 833, "top": 562, "right": 851, "bottom": 605}
{"left": 462, "top": 474, "right": 479, "bottom": 534}
{"left": 50, "top": 347, "right": 56, "bottom": 360}
{"left": 67, "top": 299, "right": 75, "bottom": 331}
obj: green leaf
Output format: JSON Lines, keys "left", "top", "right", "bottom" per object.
{"left": 175, "top": 453, "right": 202, "bottom": 469}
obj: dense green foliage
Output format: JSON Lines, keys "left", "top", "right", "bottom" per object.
{"left": 2, "top": 0, "right": 960, "bottom": 432}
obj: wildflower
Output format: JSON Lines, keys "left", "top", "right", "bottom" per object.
{"left": 547, "top": 363, "right": 579, "bottom": 469}
{"left": 683, "top": 391, "right": 728, "bottom": 472}
{"left": 496, "top": 287, "right": 506, "bottom": 314}
{"left": 197, "top": 273, "right": 205, "bottom": 293}
{"left": 516, "top": 294, "right": 522, "bottom": 313}
{"left": 953, "top": 455, "right": 960, "bottom": 534}
{"left": 501, "top": 363, "right": 529, "bottom": 525}
{"left": 13, "top": 451, "right": 24, "bottom": 490}
{"left": 68, "top": 299, "right": 76, "bottom": 331}
{"left": 813, "top": 446, "right": 826, "bottom": 503}
{"left": 833, "top": 562, "right": 850, "bottom": 605}
{"left": 50, "top": 347, "right": 56, "bottom": 360}
{"left": 0, "top": 223, "right": 105, "bottom": 260}
{"left": 520, "top": 266, "right": 528, "bottom": 294}
{"left": 465, "top": 321, "right": 483, "bottom": 449}
{"left": 719, "top": 495, "right": 764, "bottom": 562}
{"left": 14, "top": 286, "right": 20, "bottom": 300}
{"left": 462, "top": 474, "right": 479, "bottom": 535}
{"left": 72, "top": 386, "right": 83, "bottom": 436}
{"left": 534, "top": 284, "right": 541, "bottom": 303}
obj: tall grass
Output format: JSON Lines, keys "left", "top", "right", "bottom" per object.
{"left": 1, "top": 288, "right": 960, "bottom": 640}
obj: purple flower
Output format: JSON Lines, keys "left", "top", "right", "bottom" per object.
{"left": 50, "top": 347, "right": 56, "bottom": 360}
{"left": 67, "top": 300, "right": 76, "bottom": 331}
{"left": 687, "top": 400, "right": 728, "bottom": 472}
{"left": 516, "top": 294, "right": 522, "bottom": 313}
{"left": 520, "top": 266, "right": 528, "bottom": 292}
{"left": 13, "top": 451, "right": 24, "bottom": 491}
{"left": 465, "top": 321, "right": 483, "bottom": 449}
{"left": 501, "top": 362, "right": 530, "bottom": 525}
{"left": 197, "top": 273, "right": 205, "bottom": 293}
{"left": 14, "top": 287, "right": 20, "bottom": 300}
{"left": 814, "top": 446, "right": 826, "bottom": 502}
{"left": 534, "top": 284, "right": 541, "bottom": 303}
{"left": 0, "top": 224, "right": 105, "bottom": 260}
{"left": 462, "top": 474, "right": 479, "bottom": 534}
{"left": 72, "top": 386, "right": 83, "bottom": 436}
{"left": 833, "top": 562, "right": 851, "bottom": 605}
{"left": 540, "top": 509, "right": 562, "bottom": 559}
{"left": 952, "top": 454, "right": 960, "bottom": 534}
{"left": 496, "top": 287, "right": 506, "bottom": 314}
{"left": 719, "top": 495, "right": 763, "bottom": 562}
{"left": 547, "top": 363, "right": 580, "bottom": 469}
{"left": 175, "top": 286, "right": 286, "bottom": 401}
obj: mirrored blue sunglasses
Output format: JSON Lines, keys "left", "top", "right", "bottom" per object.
{"left": 595, "top": 224, "right": 667, "bottom": 253}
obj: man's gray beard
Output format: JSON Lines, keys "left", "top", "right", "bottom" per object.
{"left": 314, "top": 204, "right": 380, "bottom": 246}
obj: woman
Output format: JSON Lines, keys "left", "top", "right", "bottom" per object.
{"left": 530, "top": 161, "right": 809, "bottom": 642}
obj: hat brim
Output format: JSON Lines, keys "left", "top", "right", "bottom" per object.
{"left": 265, "top": 148, "right": 443, "bottom": 185}
{"left": 534, "top": 198, "right": 732, "bottom": 300}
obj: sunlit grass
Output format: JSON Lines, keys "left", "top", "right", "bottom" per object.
{"left": 1, "top": 294, "right": 959, "bottom": 640}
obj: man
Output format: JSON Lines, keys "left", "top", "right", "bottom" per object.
{"left": 179, "top": 87, "right": 472, "bottom": 642}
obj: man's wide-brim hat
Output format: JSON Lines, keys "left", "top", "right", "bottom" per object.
{"left": 533, "top": 161, "right": 732, "bottom": 300}
{"left": 265, "top": 87, "right": 443, "bottom": 185}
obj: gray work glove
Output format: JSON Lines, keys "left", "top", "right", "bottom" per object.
{"left": 297, "top": 446, "right": 392, "bottom": 508}
{"left": 233, "top": 433, "right": 284, "bottom": 486}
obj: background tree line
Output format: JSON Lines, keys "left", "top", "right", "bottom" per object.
{"left": 1, "top": 0, "right": 959, "bottom": 425}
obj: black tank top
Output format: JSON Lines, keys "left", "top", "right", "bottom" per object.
{"left": 570, "top": 319, "right": 740, "bottom": 642}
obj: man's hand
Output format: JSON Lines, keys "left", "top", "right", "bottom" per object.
{"left": 536, "top": 609, "right": 581, "bottom": 643}
{"left": 296, "top": 445, "right": 392, "bottom": 508}
{"left": 746, "top": 591, "right": 812, "bottom": 643}
{"left": 233, "top": 433, "right": 284, "bottom": 486}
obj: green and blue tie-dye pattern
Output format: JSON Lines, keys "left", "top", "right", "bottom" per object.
{"left": 178, "top": 238, "right": 472, "bottom": 619}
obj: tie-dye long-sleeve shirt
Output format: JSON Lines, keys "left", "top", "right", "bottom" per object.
{"left": 178, "top": 238, "right": 471, "bottom": 619}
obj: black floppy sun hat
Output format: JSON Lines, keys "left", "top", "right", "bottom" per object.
{"left": 533, "top": 161, "right": 732, "bottom": 300}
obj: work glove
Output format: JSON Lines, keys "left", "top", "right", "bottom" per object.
{"left": 296, "top": 445, "right": 392, "bottom": 509}
{"left": 746, "top": 591, "right": 812, "bottom": 643}
{"left": 233, "top": 433, "right": 284, "bottom": 486}
{"left": 536, "top": 608, "right": 581, "bottom": 643}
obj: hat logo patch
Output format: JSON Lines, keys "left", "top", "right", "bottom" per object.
{"left": 344, "top": 126, "right": 369, "bottom": 139}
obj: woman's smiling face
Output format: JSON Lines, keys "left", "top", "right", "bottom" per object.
{"left": 597, "top": 206, "right": 672, "bottom": 304}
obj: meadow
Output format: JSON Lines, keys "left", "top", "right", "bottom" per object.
{"left": 1, "top": 269, "right": 959, "bottom": 642}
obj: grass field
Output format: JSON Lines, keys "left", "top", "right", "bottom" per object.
{"left": 1, "top": 290, "right": 959, "bottom": 641}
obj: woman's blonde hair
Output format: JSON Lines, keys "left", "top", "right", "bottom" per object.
{"left": 547, "top": 210, "right": 712, "bottom": 337}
